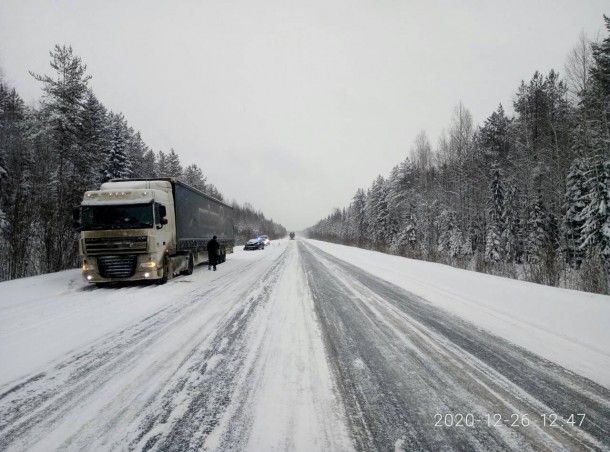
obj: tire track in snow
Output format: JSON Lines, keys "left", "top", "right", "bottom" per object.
{"left": 202, "top": 242, "right": 354, "bottom": 452}
{"left": 133, "top": 249, "right": 289, "bottom": 451}
{"left": 300, "top": 241, "right": 610, "bottom": 451}
{"left": 0, "top": 251, "right": 286, "bottom": 451}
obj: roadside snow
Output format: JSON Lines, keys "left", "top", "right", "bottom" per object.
{"left": 305, "top": 239, "right": 610, "bottom": 387}
{"left": 0, "top": 270, "right": 176, "bottom": 385}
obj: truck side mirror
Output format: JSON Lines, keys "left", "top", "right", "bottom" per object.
{"left": 157, "top": 205, "right": 168, "bottom": 228}
{"left": 72, "top": 207, "right": 82, "bottom": 231}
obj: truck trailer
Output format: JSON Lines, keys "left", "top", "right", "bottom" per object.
{"left": 75, "top": 178, "right": 234, "bottom": 285}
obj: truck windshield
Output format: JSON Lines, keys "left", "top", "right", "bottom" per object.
{"left": 81, "top": 204, "right": 154, "bottom": 231}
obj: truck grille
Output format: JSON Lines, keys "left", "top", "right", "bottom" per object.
{"left": 85, "top": 236, "right": 148, "bottom": 255}
{"left": 97, "top": 255, "right": 137, "bottom": 278}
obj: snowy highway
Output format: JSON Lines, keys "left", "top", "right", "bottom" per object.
{"left": 1, "top": 239, "right": 609, "bottom": 451}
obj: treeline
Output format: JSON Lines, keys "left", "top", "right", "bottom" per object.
{"left": 306, "top": 16, "right": 610, "bottom": 295}
{"left": 0, "top": 45, "right": 285, "bottom": 281}
{"left": 232, "top": 202, "right": 287, "bottom": 245}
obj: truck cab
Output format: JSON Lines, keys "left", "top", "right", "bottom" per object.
{"left": 78, "top": 180, "right": 175, "bottom": 285}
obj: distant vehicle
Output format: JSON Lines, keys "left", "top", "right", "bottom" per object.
{"left": 244, "top": 238, "right": 265, "bottom": 250}
{"left": 258, "top": 235, "right": 271, "bottom": 246}
{"left": 74, "top": 178, "right": 235, "bottom": 286}
{"left": 289, "top": 232, "right": 295, "bottom": 240}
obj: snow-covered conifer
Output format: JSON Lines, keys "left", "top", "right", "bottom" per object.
{"left": 181, "top": 164, "right": 207, "bottom": 191}
{"left": 562, "top": 158, "right": 588, "bottom": 266}
{"left": 78, "top": 90, "right": 109, "bottom": 188}
{"left": 139, "top": 149, "right": 157, "bottom": 179}
{"left": 166, "top": 148, "right": 183, "bottom": 178}
{"left": 525, "top": 194, "right": 547, "bottom": 263}
{"left": 485, "top": 163, "right": 505, "bottom": 261}
{"left": 580, "top": 155, "right": 610, "bottom": 286}
{"left": 126, "top": 131, "right": 151, "bottom": 178}
{"left": 502, "top": 181, "right": 519, "bottom": 262}
{"left": 156, "top": 151, "right": 167, "bottom": 177}
{"left": 102, "top": 112, "right": 132, "bottom": 181}
{"left": 348, "top": 188, "right": 367, "bottom": 245}
{"left": 437, "top": 209, "right": 462, "bottom": 256}
{"left": 479, "top": 104, "right": 511, "bottom": 162}
{"left": 366, "top": 175, "right": 392, "bottom": 247}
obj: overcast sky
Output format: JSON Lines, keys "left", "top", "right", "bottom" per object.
{"left": 0, "top": 0, "right": 608, "bottom": 230}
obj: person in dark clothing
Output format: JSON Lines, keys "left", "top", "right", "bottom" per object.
{"left": 207, "top": 235, "right": 220, "bottom": 271}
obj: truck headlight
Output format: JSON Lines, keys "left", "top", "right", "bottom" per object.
{"left": 140, "top": 261, "right": 157, "bottom": 268}
{"left": 82, "top": 263, "right": 95, "bottom": 271}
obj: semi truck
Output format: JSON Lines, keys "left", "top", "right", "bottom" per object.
{"left": 74, "top": 178, "right": 234, "bottom": 286}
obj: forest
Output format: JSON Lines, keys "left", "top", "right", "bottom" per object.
{"left": 0, "top": 46, "right": 286, "bottom": 282}
{"left": 306, "top": 16, "right": 610, "bottom": 295}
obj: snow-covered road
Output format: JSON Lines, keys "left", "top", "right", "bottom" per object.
{"left": 300, "top": 241, "right": 610, "bottom": 451}
{"left": 0, "top": 239, "right": 609, "bottom": 451}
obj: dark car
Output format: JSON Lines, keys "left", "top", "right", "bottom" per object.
{"left": 244, "top": 238, "right": 265, "bottom": 250}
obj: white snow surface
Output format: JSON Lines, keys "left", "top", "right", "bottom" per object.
{"left": 306, "top": 239, "right": 610, "bottom": 387}
{"left": 0, "top": 240, "right": 353, "bottom": 451}
{"left": 1, "top": 238, "right": 609, "bottom": 450}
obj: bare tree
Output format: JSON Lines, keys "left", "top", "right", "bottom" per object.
{"left": 565, "top": 31, "right": 594, "bottom": 102}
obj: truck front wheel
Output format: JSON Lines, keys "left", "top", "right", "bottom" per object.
{"left": 184, "top": 254, "right": 194, "bottom": 275}
{"left": 158, "top": 257, "right": 170, "bottom": 285}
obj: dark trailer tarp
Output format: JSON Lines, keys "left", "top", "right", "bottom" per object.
{"left": 173, "top": 181, "right": 234, "bottom": 246}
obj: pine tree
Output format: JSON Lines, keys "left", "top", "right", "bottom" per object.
{"left": 386, "top": 157, "right": 418, "bottom": 253}
{"left": 126, "top": 131, "right": 150, "bottom": 178}
{"left": 525, "top": 194, "right": 547, "bottom": 263}
{"left": 514, "top": 70, "right": 572, "bottom": 214}
{"left": 0, "top": 84, "right": 36, "bottom": 279}
{"left": 181, "top": 164, "right": 207, "bottom": 191}
{"left": 437, "top": 209, "right": 462, "bottom": 257}
{"left": 485, "top": 163, "right": 505, "bottom": 261}
{"left": 204, "top": 183, "right": 224, "bottom": 201}
{"left": 562, "top": 158, "right": 587, "bottom": 266}
{"left": 503, "top": 181, "right": 519, "bottom": 262}
{"left": 580, "top": 155, "right": 610, "bottom": 286}
{"left": 591, "top": 15, "right": 610, "bottom": 102}
{"left": 156, "top": 150, "right": 167, "bottom": 177}
{"left": 78, "top": 89, "right": 108, "bottom": 189}
{"left": 30, "top": 45, "right": 92, "bottom": 273}
{"left": 0, "top": 84, "right": 12, "bottom": 192}
{"left": 166, "top": 148, "right": 183, "bottom": 178}
{"left": 479, "top": 104, "right": 512, "bottom": 163}
{"left": 140, "top": 149, "right": 157, "bottom": 179}
{"left": 366, "top": 175, "right": 392, "bottom": 247}
{"left": 102, "top": 112, "right": 132, "bottom": 181}
{"left": 348, "top": 188, "right": 367, "bottom": 245}
{"left": 449, "top": 223, "right": 464, "bottom": 258}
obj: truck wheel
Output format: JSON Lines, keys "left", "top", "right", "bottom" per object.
{"left": 158, "top": 257, "right": 170, "bottom": 285}
{"left": 184, "top": 254, "right": 194, "bottom": 275}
